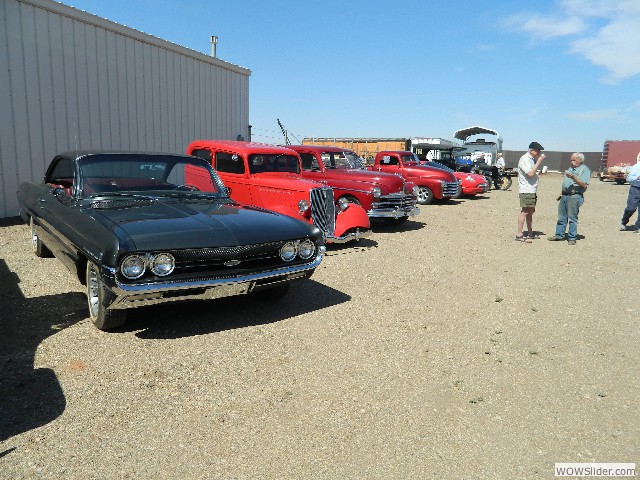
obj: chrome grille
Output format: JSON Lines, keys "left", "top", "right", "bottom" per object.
{"left": 373, "top": 193, "right": 416, "bottom": 211}
{"left": 443, "top": 182, "right": 459, "bottom": 197}
{"left": 310, "top": 187, "right": 335, "bottom": 237}
{"left": 171, "top": 242, "right": 285, "bottom": 262}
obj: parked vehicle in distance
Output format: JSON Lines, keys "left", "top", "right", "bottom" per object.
{"left": 599, "top": 163, "right": 631, "bottom": 184}
{"left": 369, "top": 151, "right": 459, "bottom": 204}
{"left": 186, "top": 140, "right": 370, "bottom": 243}
{"left": 419, "top": 160, "right": 489, "bottom": 197}
{"left": 17, "top": 151, "right": 325, "bottom": 330}
{"left": 286, "top": 144, "right": 419, "bottom": 225}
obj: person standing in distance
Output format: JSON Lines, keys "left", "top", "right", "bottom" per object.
{"left": 516, "top": 142, "right": 546, "bottom": 242}
{"left": 547, "top": 153, "right": 590, "bottom": 245}
{"left": 495, "top": 153, "right": 506, "bottom": 171}
{"left": 619, "top": 160, "right": 640, "bottom": 232}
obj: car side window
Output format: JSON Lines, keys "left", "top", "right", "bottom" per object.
{"left": 46, "top": 157, "right": 75, "bottom": 194}
{"left": 191, "top": 149, "right": 213, "bottom": 164}
{"left": 215, "top": 152, "right": 245, "bottom": 174}
{"left": 299, "top": 153, "right": 318, "bottom": 170}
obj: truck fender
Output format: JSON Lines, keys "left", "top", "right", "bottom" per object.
{"left": 334, "top": 203, "right": 370, "bottom": 237}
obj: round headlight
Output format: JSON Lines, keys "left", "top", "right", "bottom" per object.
{"left": 337, "top": 197, "right": 350, "bottom": 211}
{"left": 150, "top": 253, "right": 175, "bottom": 276}
{"left": 280, "top": 242, "right": 298, "bottom": 262}
{"left": 372, "top": 186, "right": 382, "bottom": 198}
{"left": 298, "top": 199, "right": 309, "bottom": 215}
{"left": 121, "top": 254, "right": 146, "bottom": 279}
{"left": 298, "top": 239, "right": 315, "bottom": 260}
{"left": 412, "top": 185, "right": 419, "bottom": 196}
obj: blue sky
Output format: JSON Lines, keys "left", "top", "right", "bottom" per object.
{"left": 61, "top": 0, "right": 640, "bottom": 152}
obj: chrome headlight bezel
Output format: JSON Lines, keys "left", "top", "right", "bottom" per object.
{"left": 280, "top": 241, "right": 298, "bottom": 262}
{"left": 121, "top": 254, "right": 146, "bottom": 280}
{"left": 298, "top": 239, "right": 316, "bottom": 260}
{"left": 150, "top": 253, "right": 175, "bottom": 276}
{"left": 337, "top": 197, "right": 350, "bottom": 211}
{"left": 372, "top": 186, "right": 382, "bottom": 198}
{"left": 298, "top": 199, "right": 309, "bottom": 215}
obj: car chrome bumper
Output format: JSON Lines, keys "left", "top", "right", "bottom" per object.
{"left": 104, "top": 253, "right": 323, "bottom": 310}
{"left": 368, "top": 205, "right": 420, "bottom": 219}
{"left": 326, "top": 228, "right": 371, "bottom": 244}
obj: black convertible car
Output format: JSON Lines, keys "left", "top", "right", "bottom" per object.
{"left": 17, "top": 151, "right": 325, "bottom": 330}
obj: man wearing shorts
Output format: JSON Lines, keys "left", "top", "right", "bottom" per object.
{"left": 516, "top": 142, "right": 546, "bottom": 242}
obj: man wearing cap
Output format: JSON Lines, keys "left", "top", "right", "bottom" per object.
{"left": 516, "top": 142, "right": 546, "bottom": 242}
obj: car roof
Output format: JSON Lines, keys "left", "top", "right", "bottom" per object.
{"left": 287, "top": 145, "right": 355, "bottom": 154}
{"left": 188, "top": 140, "right": 299, "bottom": 156}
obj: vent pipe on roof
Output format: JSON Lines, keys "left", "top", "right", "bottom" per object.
{"left": 210, "top": 36, "right": 218, "bottom": 58}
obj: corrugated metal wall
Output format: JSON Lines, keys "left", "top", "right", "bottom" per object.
{"left": 0, "top": 0, "right": 250, "bottom": 218}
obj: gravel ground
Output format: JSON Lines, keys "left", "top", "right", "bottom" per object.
{"left": 0, "top": 174, "right": 638, "bottom": 479}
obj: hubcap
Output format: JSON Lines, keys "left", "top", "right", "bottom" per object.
{"left": 87, "top": 265, "right": 99, "bottom": 317}
{"left": 30, "top": 221, "right": 38, "bottom": 250}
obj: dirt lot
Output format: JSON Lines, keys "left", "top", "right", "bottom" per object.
{"left": 1, "top": 174, "right": 638, "bottom": 479}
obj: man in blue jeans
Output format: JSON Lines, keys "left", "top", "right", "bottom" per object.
{"left": 619, "top": 160, "right": 640, "bottom": 232}
{"left": 548, "top": 153, "right": 591, "bottom": 245}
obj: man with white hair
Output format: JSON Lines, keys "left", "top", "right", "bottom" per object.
{"left": 547, "top": 152, "right": 590, "bottom": 245}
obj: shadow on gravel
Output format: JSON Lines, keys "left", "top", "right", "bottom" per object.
{"left": 0, "top": 259, "right": 86, "bottom": 443}
{"left": 0, "top": 216, "right": 24, "bottom": 227}
{"left": 370, "top": 219, "right": 426, "bottom": 233}
{"left": 120, "top": 279, "right": 351, "bottom": 339}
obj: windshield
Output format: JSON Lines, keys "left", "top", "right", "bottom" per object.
{"left": 78, "top": 154, "right": 226, "bottom": 197}
{"left": 320, "top": 151, "right": 361, "bottom": 169}
{"left": 402, "top": 153, "right": 420, "bottom": 165}
{"left": 248, "top": 154, "right": 300, "bottom": 174}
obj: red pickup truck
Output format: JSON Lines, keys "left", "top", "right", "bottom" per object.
{"left": 370, "top": 151, "right": 459, "bottom": 204}
{"left": 186, "top": 140, "right": 370, "bottom": 243}
{"left": 286, "top": 145, "right": 419, "bottom": 225}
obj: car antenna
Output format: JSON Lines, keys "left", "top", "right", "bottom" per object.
{"left": 277, "top": 118, "right": 291, "bottom": 145}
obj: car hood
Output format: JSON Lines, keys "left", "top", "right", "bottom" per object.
{"left": 314, "top": 169, "right": 404, "bottom": 189}
{"left": 402, "top": 165, "right": 457, "bottom": 182}
{"left": 91, "top": 199, "right": 316, "bottom": 250}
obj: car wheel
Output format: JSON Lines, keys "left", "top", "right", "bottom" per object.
{"left": 86, "top": 261, "right": 127, "bottom": 330}
{"left": 497, "top": 176, "right": 513, "bottom": 190}
{"left": 252, "top": 283, "right": 291, "bottom": 300}
{"left": 615, "top": 179, "right": 625, "bottom": 185}
{"left": 416, "top": 186, "right": 434, "bottom": 205}
{"left": 383, "top": 216, "right": 409, "bottom": 226}
{"left": 30, "top": 217, "right": 52, "bottom": 258}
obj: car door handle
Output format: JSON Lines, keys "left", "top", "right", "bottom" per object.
{"left": 38, "top": 197, "right": 46, "bottom": 203}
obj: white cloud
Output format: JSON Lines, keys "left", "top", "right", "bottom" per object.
{"left": 508, "top": 0, "right": 640, "bottom": 82}
{"left": 565, "top": 109, "right": 624, "bottom": 121}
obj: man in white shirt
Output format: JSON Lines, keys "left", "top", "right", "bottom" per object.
{"left": 516, "top": 142, "right": 546, "bottom": 241}
{"left": 620, "top": 160, "right": 640, "bottom": 232}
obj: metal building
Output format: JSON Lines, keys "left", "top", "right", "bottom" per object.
{"left": 0, "top": 0, "right": 251, "bottom": 218}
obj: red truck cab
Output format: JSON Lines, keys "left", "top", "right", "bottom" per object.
{"left": 371, "top": 151, "right": 459, "bottom": 204}
{"left": 287, "top": 145, "right": 419, "bottom": 225}
{"left": 186, "top": 140, "right": 370, "bottom": 243}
